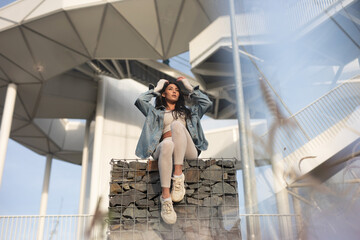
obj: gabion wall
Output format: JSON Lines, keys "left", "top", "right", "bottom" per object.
{"left": 108, "top": 158, "right": 242, "bottom": 240}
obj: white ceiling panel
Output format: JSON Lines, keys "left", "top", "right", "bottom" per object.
{"left": 0, "top": 55, "right": 41, "bottom": 84}
{"left": 13, "top": 95, "right": 31, "bottom": 120}
{"left": 17, "top": 83, "right": 42, "bottom": 118}
{"left": 10, "top": 118, "right": 29, "bottom": 132}
{"left": 0, "top": 66, "right": 9, "bottom": 81}
{"left": 12, "top": 137, "right": 48, "bottom": 155}
{"left": 25, "top": 11, "right": 90, "bottom": 56}
{"left": 13, "top": 136, "right": 49, "bottom": 152}
{"left": 49, "top": 140, "right": 61, "bottom": 153}
{"left": 0, "top": 28, "right": 42, "bottom": 79}
{"left": 0, "top": 17, "right": 16, "bottom": 32}
{"left": 22, "top": 27, "right": 88, "bottom": 80}
{"left": 33, "top": 118, "right": 53, "bottom": 135}
{"left": 12, "top": 123, "right": 45, "bottom": 137}
{"left": 167, "top": 0, "right": 210, "bottom": 58}
{"left": 24, "top": 0, "right": 63, "bottom": 22}
{"left": 156, "top": 0, "right": 183, "bottom": 56}
{"left": 95, "top": 4, "right": 161, "bottom": 59}
{"left": 67, "top": 4, "right": 106, "bottom": 57}
{"left": 54, "top": 152, "right": 82, "bottom": 165}
{"left": 111, "top": 0, "right": 163, "bottom": 56}
{"left": 0, "top": 0, "right": 43, "bottom": 23}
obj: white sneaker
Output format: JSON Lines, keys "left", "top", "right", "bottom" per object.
{"left": 160, "top": 197, "right": 177, "bottom": 224}
{"left": 171, "top": 173, "right": 185, "bottom": 202}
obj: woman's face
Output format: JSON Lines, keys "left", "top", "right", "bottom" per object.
{"left": 162, "top": 83, "right": 180, "bottom": 104}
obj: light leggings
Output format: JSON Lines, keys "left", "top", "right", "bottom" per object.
{"left": 153, "top": 120, "right": 198, "bottom": 188}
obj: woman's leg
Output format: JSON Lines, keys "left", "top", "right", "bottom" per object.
{"left": 171, "top": 121, "right": 198, "bottom": 173}
{"left": 152, "top": 137, "right": 174, "bottom": 198}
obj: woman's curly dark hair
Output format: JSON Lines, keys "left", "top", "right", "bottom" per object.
{"left": 155, "top": 81, "right": 191, "bottom": 120}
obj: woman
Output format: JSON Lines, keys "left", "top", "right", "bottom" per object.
{"left": 135, "top": 77, "right": 212, "bottom": 224}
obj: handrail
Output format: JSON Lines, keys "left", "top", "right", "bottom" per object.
{"left": 262, "top": 77, "right": 360, "bottom": 157}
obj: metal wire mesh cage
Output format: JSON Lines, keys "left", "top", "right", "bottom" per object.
{"left": 108, "top": 158, "right": 242, "bottom": 240}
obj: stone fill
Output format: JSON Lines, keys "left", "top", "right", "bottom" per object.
{"left": 109, "top": 158, "right": 242, "bottom": 240}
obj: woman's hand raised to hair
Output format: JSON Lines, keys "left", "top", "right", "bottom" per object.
{"left": 177, "top": 76, "right": 193, "bottom": 92}
{"left": 154, "top": 79, "right": 169, "bottom": 92}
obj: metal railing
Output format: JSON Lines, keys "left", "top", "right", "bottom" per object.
{"left": 286, "top": 0, "right": 342, "bottom": 30}
{"left": 0, "top": 214, "right": 99, "bottom": 240}
{"left": 263, "top": 79, "right": 360, "bottom": 157}
{"left": 0, "top": 213, "right": 302, "bottom": 239}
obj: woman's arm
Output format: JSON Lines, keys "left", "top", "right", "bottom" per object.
{"left": 189, "top": 86, "right": 213, "bottom": 118}
{"left": 134, "top": 79, "right": 168, "bottom": 116}
{"left": 177, "top": 77, "right": 213, "bottom": 118}
{"left": 134, "top": 85, "right": 159, "bottom": 117}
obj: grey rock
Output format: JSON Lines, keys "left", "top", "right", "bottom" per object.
{"left": 122, "top": 203, "right": 149, "bottom": 219}
{"left": 130, "top": 182, "right": 147, "bottom": 192}
{"left": 187, "top": 197, "right": 203, "bottom": 205}
{"left": 203, "top": 196, "right": 223, "bottom": 207}
{"left": 113, "top": 160, "right": 129, "bottom": 168}
{"left": 201, "top": 165, "right": 223, "bottom": 181}
{"left": 150, "top": 210, "right": 160, "bottom": 218}
{"left": 216, "top": 159, "right": 235, "bottom": 168}
{"left": 187, "top": 183, "right": 201, "bottom": 189}
{"left": 212, "top": 182, "right": 236, "bottom": 194}
{"left": 198, "top": 186, "right": 211, "bottom": 193}
{"left": 142, "top": 172, "right": 160, "bottom": 183}
{"left": 109, "top": 189, "right": 146, "bottom": 207}
{"left": 191, "top": 192, "right": 209, "bottom": 199}
{"left": 136, "top": 199, "right": 154, "bottom": 207}
{"left": 187, "top": 159, "right": 205, "bottom": 168}
{"left": 147, "top": 183, "right": 162, "bottom": 195}
{"left": 129, "top": 161, "right": 147, "bottom": 170}
{"left": 186, "top": 189, "right": 195, "bottom": 195}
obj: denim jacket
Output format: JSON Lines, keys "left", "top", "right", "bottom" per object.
{"left": 134, "top": 85, "right": 213, "bottom": 159}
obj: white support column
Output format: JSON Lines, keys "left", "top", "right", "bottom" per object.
{"left": 89, "top": 77, "right": 106, "bottom": 215}
{"left": 0, "top": 83, "right": 17, "bottom": 189}
{"left": 37, "top": 154, "right": 53, "bottom": 240}
{"left": 77, "top": 119, "right": 91, "bottom": 239}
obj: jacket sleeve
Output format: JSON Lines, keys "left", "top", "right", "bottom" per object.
{"left": 189, "top": 86, "right": 213, "bottom": 119}
{"left": 134, "top": 84, "right": 160, "bottom": 117}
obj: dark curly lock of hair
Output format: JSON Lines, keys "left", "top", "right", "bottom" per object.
{"left": 155, "top": 81, "right": 191, "bottom": 120}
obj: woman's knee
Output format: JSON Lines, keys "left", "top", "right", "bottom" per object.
{"left": 160, "top": 140, "right": 174, "bottom": 154}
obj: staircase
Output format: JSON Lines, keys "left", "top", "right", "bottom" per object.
{"left": 263, "top": 77, "right": 360, "bottom": 183}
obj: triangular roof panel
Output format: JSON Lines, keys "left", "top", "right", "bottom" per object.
{"left": 0, "top": 28, "right": 42, "bottom": 79}
{"left": 67, "top": 4, "right": 106, "bottom": 58}
{"left": 95, "top": 4, "right": 161, "bottom": 59}
{"left": 24, "top": 11, "right": 90, "bottom": 56}
{"left": 24, "top": 0, "right": 63, "bottom": 22}
{"left": 0, "top": 0, "right": 43, "bottom": 23}
{"left": 111, "top": 0, "right": 163, "bottom": 56}
{"left": 22, "top": 27, "right": 88, "bottom": 80}
{"left": 0, "top": 54, "right": 41, "bottom": 84}
{"left": 156, "top": 0, "right": 183, "bottom": 57}
{"left": 17, "top": 83, "right": 42, "bottom": 118}
{"left": 12, "top": 123, "right": 45, "bottom": 137}
{"left": 167, "top": 0, "right": 210, "bottom": 58}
